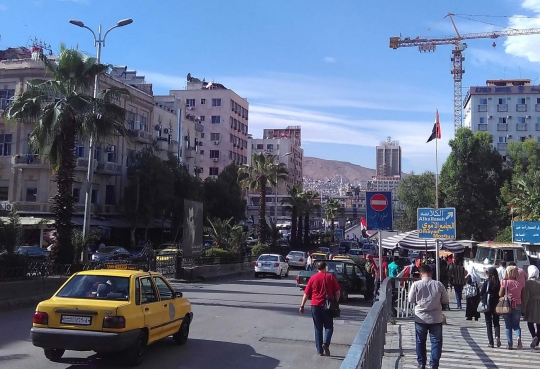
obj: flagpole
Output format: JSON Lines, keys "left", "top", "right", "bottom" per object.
{"left": 435, "top": 135, "right": 439, "bottom": 210}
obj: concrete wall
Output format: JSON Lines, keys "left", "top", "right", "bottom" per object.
{"left": 178, "top": 262, "right": 253, "bottom": 281}
{"left": 0, "top": 277, "right": 68, "bottom": 312}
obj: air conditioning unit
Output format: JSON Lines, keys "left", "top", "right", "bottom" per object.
{"left": 154, "top": 124, "right": 162, "bottom": 131}
{"left": 198, "top": 142, "right": 202, "bottom": 147}
{"left": 163, "top": 128, "right": 170, "bottom": 134}
{"left": 507, "top": 134, "right": 513, "bottom": 139}
{"left": 488, "top": 115, "right": 493, "bottom": 119}
{"left": 214, "top": 141, "right": 219, "bottom": 145}
{"left": 107, "top": 145, "right": 116, "bottom": 153}
{"left": 213, "top": 158, "right": 219, "bottom": 162}
{"left": 527, "top": 115, "right": 532, "bottom": 119}
{"left": 188, "top": 106, "right": 195, "bottom": 110}
{"left": 507, "top": 115, "right": 512, "bottom": 119}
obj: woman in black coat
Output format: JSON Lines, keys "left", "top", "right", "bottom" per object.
{"left": 465, "top": 266, "right": 481, "bottom": 321}
{"left": 481, "top": 267, "right": 501, "bottom": 347}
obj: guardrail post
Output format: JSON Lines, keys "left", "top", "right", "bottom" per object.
{"left": 175, "top": 255, "right": 183, "bottom": 279}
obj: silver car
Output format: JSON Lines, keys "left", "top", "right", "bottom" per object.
{"left": 286, "top": 251, "right": 308, "bottom": 268}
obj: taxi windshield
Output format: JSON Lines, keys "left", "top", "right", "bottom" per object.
{"left": 322, "top": 261, "right": 344, "bottom": 274}
{"left": 56, "top": 275, "right": 130, "bottom": 300}
{"left": 158, "top": 249, "right": 177, "bottom": 256}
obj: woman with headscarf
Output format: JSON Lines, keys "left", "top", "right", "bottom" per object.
{"left": 452, "top": 259, "right": 466, "bottom": 309}
{"left": 499, "top": 266, "right": 525, "bottom": 349}
{"left": 465, "top": 265, "right": 481, "bottom": 321}
{"left": 522, "top": 265, "right": 540, "bottom": 349}
{"left": 480, "top": 267, "right": 501, "bottom": 347}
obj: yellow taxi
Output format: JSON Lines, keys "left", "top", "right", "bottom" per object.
{"left": 310, "top": 252, "right": 327, "bottom": 261}
{"left": 30, "top": 264, "right": 193, "bottom": 366}
{"left": 333, "top": 255, "right": 352, "bottom": 261}
{"left": 156, "top": 247, "right": 182, "bottom": 262}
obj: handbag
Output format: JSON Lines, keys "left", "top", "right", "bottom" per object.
{"left": 495, "top": 281, "right": 511, "bottom": 316}
{"left": 477, "top": 282, "right": 489, "bottom": 313}
{"left": 323, "top": 273, "right": 340, "bottom": 318}
{"left": 463, "top": 282, "right": 478, "bottom": 298}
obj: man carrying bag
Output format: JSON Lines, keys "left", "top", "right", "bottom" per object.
{"left": 300, "top": 261, "right": 341, "bottom": 356}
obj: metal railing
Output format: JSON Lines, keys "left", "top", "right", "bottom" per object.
{"left": 181, "top": 255, "right": 254, "bottom": 267}
{"left": 395, "top": 277, "right": 419, "bottom": 318}
{"left": 340, "top": 277, "right": 394, "bottom": 369}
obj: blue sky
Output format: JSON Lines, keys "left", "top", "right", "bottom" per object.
{"left": 1, "top": 0, "right": 540, "bottom": 173}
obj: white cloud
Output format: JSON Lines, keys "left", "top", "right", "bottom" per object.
{"left": 504, "top": 0, "right": 540, "bottom": 62}
{"left": 323, "top": 56, "right": 337, "bottom": 63}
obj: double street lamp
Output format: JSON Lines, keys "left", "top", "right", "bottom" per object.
{"left": 69, "top": 18, "right": 133, "bottom": 262}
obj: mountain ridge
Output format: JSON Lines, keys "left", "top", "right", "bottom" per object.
{"left": 302, "top": 156, "right": 376, "bottom": 183}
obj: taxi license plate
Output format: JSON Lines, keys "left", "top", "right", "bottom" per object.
{"left": 61, "top": 315, "right": 92, "bottom": 325}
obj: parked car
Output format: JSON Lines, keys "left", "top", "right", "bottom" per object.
{"left": 15, "top": 246, "right": 49, "bottom": 261}
{"left": 296, "top": 259, "right": 367, "bottom": 302}
{"left": 30, "top": 264, "right": 193, "bottom": 366}
{"left": 286, "top": 251, "right": 308, "bottom": 268}
{"left": 338, "top": 241, "right": 353, "bottom": 254}
{"left": 246, "top": 237, "right": 258, "bottom": 247}
{"left": 347, "top": 248, "right": 364, "bottom": 265}
{"left": 254, "top": 254, "right": 289, "bottom": 278}
{"left": 91, "top": 247, "right": 131, "bottom": 262}
{"left": 156, "top": 247, "right": 182, "bottom": 262}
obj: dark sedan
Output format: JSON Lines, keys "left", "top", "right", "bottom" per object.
{"left": 91, "top": 246, "right": 131, "bottom": 262}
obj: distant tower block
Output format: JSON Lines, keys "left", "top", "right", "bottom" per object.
{"left": 376, "top": 139, "right": 402, "bottom": 177}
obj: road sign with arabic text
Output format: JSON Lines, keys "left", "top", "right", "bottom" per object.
{"left": 417, "top": 208, "right": 456, "bottom": 239}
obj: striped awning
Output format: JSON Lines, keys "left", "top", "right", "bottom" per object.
{"left": 381, "top": 230, "right": 464, "bottom": 253}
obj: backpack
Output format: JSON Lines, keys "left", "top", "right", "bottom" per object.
{"left": 365, "top": 262, "right": 373, "bottom": 274}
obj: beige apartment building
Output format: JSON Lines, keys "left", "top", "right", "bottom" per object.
{"left": 168, "top": 74, "right": 249, "bottom": 179}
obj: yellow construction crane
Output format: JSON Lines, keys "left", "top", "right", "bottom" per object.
{"left": 390, "top": 13, "right": 540, "bottom": 134}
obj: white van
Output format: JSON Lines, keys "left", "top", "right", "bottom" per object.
{"left": 469, "top": 242, "right": 530, "bottom": 280}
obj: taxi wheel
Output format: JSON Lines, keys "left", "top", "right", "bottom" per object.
{"left": 173, "top": 318, "right": 190, "bottom": 345}
{"left": 44, "top": 348, "right": 64, "bottom": 362}
{"left": 123, "top": 331, "right": 147, "bottom": 366}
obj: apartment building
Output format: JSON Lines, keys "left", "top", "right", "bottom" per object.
{"left": 376, "top": 138, "right": 401, "bottom": 177}
{"left": 168, "top": 74, "right": 249, "bottom": 179}
{"left": 463, "top": 79, "right": 539, "bottom": 156}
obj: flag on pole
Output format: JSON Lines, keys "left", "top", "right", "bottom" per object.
{"left": 426, "top": 109, "right": 442, "bottom": 143}
{"left": 360, "top": 217, "right": 372, "bottom": 236}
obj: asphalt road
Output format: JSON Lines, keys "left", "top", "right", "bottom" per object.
{"left": 0, "top": 270, "right": 372, "bottom": 369}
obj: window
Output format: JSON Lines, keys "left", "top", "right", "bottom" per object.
{"left": 201, "top": 133, "right": 205, "bottom": 138}
{"left": 0, "top": 134, "right": 12, "bottom": 156}
{"left": 210, "top": 133, "right": 220, "bottom": 141}
{"left": 256, "top": 144, "right": 263, "bottom": 150}
{"left": 201, "top": 99, "right": 206, "bottom": 105}
{"left": 479, "top": 98, "right": 488, "bottom": 104}
{"left": 498, "top": 98, "right": 507, "bottom": 104}
{"left": 229, "top": 151, "right": 233, "bottom": 159}
{"left": 153, "top": 277, "right": 175, "bottom": 300}
{"left": 105, "top": 185, "right": 116, "bottom": 205}
{"left": 267, "top": 144, "right": 274, "bottom": 150}
{"left": 209, "top": 167, "right": 219, "bottom": 176}
{"left": 0, "top": 88, "right": 15, "bottom": 109}
{"left": 91, "top": 188, "right": 98, "bottom": 204}
{"left": 0, "top": 180, "right": 8, "bottom": 201}
{"left": 107, "top": 151, "right": 116, "bottom": 163}
{"left": 537, "top": 98, "right": 540, "bottom": 104}
{"left": 498, "top": 117, "right": 507, "bottom": 124}
{"left": 212, "top": 98, "right": 222, "bottom": 107}
{"left": 518, "top": 97, "right": 526, "bottom": 104}
{"left": 140, "top": 277, "right": 158, "bottom": 303}
{"left": 75, "top": 141, "right": 85, "bottom": 157}
{"left": 186, "top": 99, "right": 195, "bottom": 107}
{"left": 520, "top": 136, "right": 527, "bottom": 142}
{"left": 230, "top": 99, "right": 235, "bottom": 110}
{"left": 209, "top": 150, "right": 220, "bottom": 159}
{"left": 479, "top": 117, "right": 485, "bottom": 124}
{"left": 200, "top": 116, "right": 205, "bottom": 122}
{"left": 211, "top": 116, "right": 221, "bottom": 124}
{"left": 200, "top": 150, "right": 204, "bottom": 155}
{"left": 139, "top": 114, "right": 148, "bottom": 131}
{"left": 73, "top": 188, "right": 81, "bottom": 203}
{"left": 516, "top": 249, "right": 528, "bottom": 261}
{"left": 94, "top": 145, "right": 102, "bottom": 161}
{"left": 25, "top": 180, "right": 38, "bottom": 202}
{"left": 518, "top": 117, "right": 526, "bottom": 124}
{"left": 56, "top": 275, "right": 130, "bottom": 300}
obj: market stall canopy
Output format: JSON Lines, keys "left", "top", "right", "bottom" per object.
{"left": 0, "top": 216, "right": 55, "bottom": 227}
{"left": 381, "top": 230, "right": 464, "bottom": 253}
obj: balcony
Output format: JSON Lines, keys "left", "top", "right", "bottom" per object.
{"left": 185, "top": 147, "right": 196, "bottom": 159}
{"left": 516, "top": 104, "right": 528, "bottom": 112}
{"left": 497, "top": 124, "right": 508, "bottom": 131}
{"left": 536, "top": 123, "right": 540, "bottom": 131}
{"left": 517, "top": 123, "right": 528, "bottom": 131}
{"left": 11, "top": 154, "right": 50, "bottom": 168}
{"left": 497, "top": 104, "right": 508, "bottom": 112}
{"left": 195, "top": 123, "right": 204, "bottom": 132}
{"left": 477, "top": 104, "right": 488, "bottom": 112}
{"left": 168, "top": 140, "right": 179, "bottom": 153}
{"left": 477, "top": 123, "right": 488, "bottom": 131}
{"left": 97, "top": 161, "right": 122, "bottom": 175}
{"left": 536, "top": 104, "right": 540, "bottom": 112}
{"left": 75, "top": 157, "right": 98, "bottom": 172}
{"left": 129, "top": 129, "right": 153, "bottom": 144}
{"left": 155, "top": 138, "right": 168, "bottom": 151}
{"left": 497, "top": 142, "right": 508, "bottom": 151}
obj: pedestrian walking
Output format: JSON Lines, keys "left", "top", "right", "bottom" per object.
{"left": 508, "top": 262, "right": 528, "bottom": 287}
{"left": 465, "top": 265, "right": 481, "bottom": 321}
{"left": 497, "top": 261, "right": 507, "bottom": 282}
{"left": 439, "top": 257, "right": 449, "bottom": 290}
{"left": 299, "top": 261, "right": 341, "bottom": 356}
{"left": 522, "top": 265, "right": 540, "bottom": 349}
{"left": 364, "top": 256, "right": 376, "bottom": 302}
{"left": 451, "top": 260, "right": 466, "bottom": 309}
{"left": 306, "top": 252, "right": 312, "bottom": 271}
{"left": 388, "top": 256, "right": 400, "bottom": 278}
{"left": 500, "top": 266, "right": 525, "bottom": 350}
{"left": 408, "top": 264, "right": 449, "bottom": 369}
{"left": 481, "top": 267, "right": 501, "bottom": 348}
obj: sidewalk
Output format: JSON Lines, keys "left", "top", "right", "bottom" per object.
{"left": 382, "top": 295, "right": 540, "bottom": 369}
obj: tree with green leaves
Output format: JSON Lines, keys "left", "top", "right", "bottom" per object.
{"left": 0, "top": 211, "right": 23, "bottom": 255}
{"left": 203, "top": 163, "right": 246, "bottom": 223}
{"left": 439, "top": 128, "right": 505, "bottom": 240}
{"left": 396, "top": 172, "right": 436, "bottom": 231}
{"left": 7, "top": 45, "right": 130, "bottom": 263}
{"left": 324, "top": 198, "right": 343, "bottom": 243}
{"left": 302, "top": 191, "right": 319, "bottom": 248}
{"left": 281, "top": 185, "right": 302, "bottom": 247}
{"left": 238, "top": 153, "right": 288, "bottom": 244}
{"left": 204, "top": 217, "right": 246, "bottom": 254}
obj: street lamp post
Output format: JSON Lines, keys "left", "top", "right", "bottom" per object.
{"left": 69, "top": 18, "right": 133, "bottom": 262}
{"left": 274, "top": 152, "right": 292, "bottom": 223}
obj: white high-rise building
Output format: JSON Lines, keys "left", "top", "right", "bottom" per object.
{"left": 376, "top": 137, "right": 401, "bottom": 177}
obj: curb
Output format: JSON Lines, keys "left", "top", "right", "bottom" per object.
{"left": 0, "top": 292, "right": 52, "bottom": 313}
{"left": 170, "top": 269, "right": 253, "bottom": 284}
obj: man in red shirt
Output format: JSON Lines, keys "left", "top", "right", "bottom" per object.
{"left": 299, "top": 261, "right": 341, "bottom": 356}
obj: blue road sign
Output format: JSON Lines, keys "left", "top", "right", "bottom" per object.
{"left": 513, "top": 221, "right": 540, "bottom": 244}
{"left": 417, "top": 208, "right": 456, "bottom": 239}
{"left": 366, "top": 191, "right": 393, "bottom": 230}
{"left": 335, "top": 229, "right": 344, "bottom": 241}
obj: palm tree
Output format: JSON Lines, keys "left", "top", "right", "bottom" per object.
{"left": 509, "top": 170, "right": 540, "bottom": 220}
{"left": 324, "top": 198, "right": 344, "bottom": 243}
{"left": 281, "top": 185, "right": 302, "bottom": 246}
{"left": 204, "top": 217, "right": 234, "bottom": 249}
{"left": 303, "top": 191, "right": 319, "bottom": 249}
{"left": 296, "top": 196, "right": 305, "bottom": 247}
{"left": 7, "top": 45, "right": 130, "bottom": 264}
{"left": 238, "top": 153, "right": 288, "bottom": 244}
{"left": 0, "top": 211, "right": 23, "bottom": 255}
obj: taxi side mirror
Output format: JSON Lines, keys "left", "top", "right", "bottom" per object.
{"left": 175, "top": 291, "right": 183, "bottom": 298}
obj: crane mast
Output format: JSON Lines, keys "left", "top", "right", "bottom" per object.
{"left": 390, "top": 13, "right": 540, "bottom": 134}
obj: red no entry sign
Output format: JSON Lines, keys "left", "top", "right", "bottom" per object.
{"left": 370, "top": 193, "right": 388, "bottom": 211}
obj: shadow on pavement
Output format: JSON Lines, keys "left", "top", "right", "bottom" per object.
{"left": 184, "top": 288, "right": 301, "bottom": 298}
{"left": 61, "top": 339, "right": 280, "bottom": 369}
{"left": 0, "top": 308, "right": 33, "bottom": 350}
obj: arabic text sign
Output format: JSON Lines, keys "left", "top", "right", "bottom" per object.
{"left": 417, "top": 208, "right": 456, "bottom": 239}
{"left": 513, "top": 221, "right": 540, "bottom": 244}
{"left": 366, "top": 191, "right": 393, "bottom": 230}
